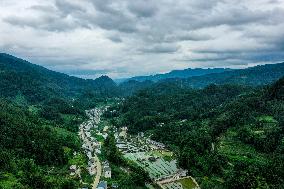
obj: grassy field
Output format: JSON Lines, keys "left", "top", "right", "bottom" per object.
{"left": 179, "top": 178, "right": 198, "bottom": 189}
{"left": 161, "top": 178, "right": 198, "bottom": 189}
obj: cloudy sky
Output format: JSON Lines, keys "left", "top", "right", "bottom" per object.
{"left": 0, "top": 0, "right": 284, "bottom": 78}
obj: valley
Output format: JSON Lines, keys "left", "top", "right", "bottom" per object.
{"left": 0, "top": 54, "right": 283, "bottom": 189}
{"left": 78, "top": 105, "right": 199, "bottom": 189}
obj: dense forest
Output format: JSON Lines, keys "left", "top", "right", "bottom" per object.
{"left": 105, "top": 77, "right": 284, "bottom": 188}
{"left": 0, "top": 97, "right": 85, "bottom": 188}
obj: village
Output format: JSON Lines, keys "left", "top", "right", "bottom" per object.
{"left": 69, "top": 107, "right": 113, "bottom": 189}
{"left": 71, "top": 106, "right": 199, "bottom": 189}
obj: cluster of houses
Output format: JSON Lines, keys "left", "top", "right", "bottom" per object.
{"left": 78, "top": 107, "right": 194, "bottom": 189}
{"left": 114, "top": 127, "right": 148, "bottom": 153}
{"left": 78, "top": 107, "right": 186, "bottom": 189}
{"left": 79, "top": 119, "right": 101, "bottom": 176}
{"left": 115, "top": 129, "right": 167, "bottom": 154}
{"left": 146, "top": 139, "right": 166, "bottom": 150}
{"left": 77, "top": 108, "right": 118, "bottom": 189}
{"left": 75, "top": 109, "right": 102, "bottom": 186}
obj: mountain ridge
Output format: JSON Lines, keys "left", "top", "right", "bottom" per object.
{"left": 119, "top": 62, "right": 284, "bottom": 94}
{"left": 0, "top": 53, "right": 118, "bottom": 102}
{"left": 118, "top": 67, "right": 233, "bottom": 83}
{"left": 1, "top": 53, "right": 284, "bottom": 97}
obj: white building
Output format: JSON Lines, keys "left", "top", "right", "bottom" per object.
{"left": 69, "top": 165, "right": 77, "bottom": 176}
{"left": 104, "top": 166, "right": 111, "bottom": 178}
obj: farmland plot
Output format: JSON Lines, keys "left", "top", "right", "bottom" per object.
{"left": 161, "top": 178, "right": 199, "bottom": 189}
{"left": 124, "top": 152, "right": 178, "bottom": 180}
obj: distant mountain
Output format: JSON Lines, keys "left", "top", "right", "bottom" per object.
{"left": 119, "top": 63, "right": 284, "bottom": 94}
{"left": 2, "top": 53, "right": 283, "bottom": 100}
{"left": 165, "top": 62, "right": 284, "bottom": 88}
{"left": 124, "top": 68, "right": 233, "bottom": 82}
{"left": 0, "top": 53, "right": 119, "bottom": 103}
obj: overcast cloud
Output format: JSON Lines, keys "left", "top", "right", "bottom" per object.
{"left": 0, "top": 0, "right": 284, "bottom": 78}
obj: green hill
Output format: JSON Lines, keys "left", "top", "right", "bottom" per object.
{"left": 0, "top": 54, "right": 120, "bottom": 188}
{"left": 0, "top": 53, "right": 119, "bottom": 103}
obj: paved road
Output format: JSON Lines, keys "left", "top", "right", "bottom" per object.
{"left": 92, "top": 154, "right": 102, "bottom": 189}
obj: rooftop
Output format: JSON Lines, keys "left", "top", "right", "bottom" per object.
{"left": 97, "top": 181, "right": 107, "bottom": 189}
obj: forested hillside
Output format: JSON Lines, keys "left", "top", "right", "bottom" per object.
{"left": 106, "top": 77, "right": 284, "bottom": 188}
{"left": 0, "top": 98, "right": 85, "bottom": 188}
{"left": 119, "top": 80, "right": 154, "bottom": 96}
{"left": 0, "top": 54, "right": 116, "bottom": 188}
{"left": 0, "top": 53, "right": 119, "bottom": 103}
